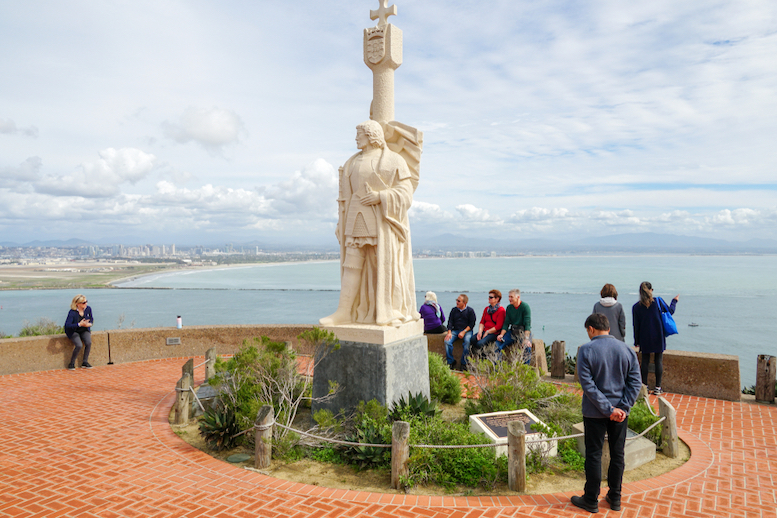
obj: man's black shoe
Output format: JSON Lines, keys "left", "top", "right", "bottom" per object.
{"left": 81, "top": 361, "right": 93, "bottom": 369}
{"left": 571, "top": 495, "right": 599, "bottom": 513}
{"left": 605, "top": 495, "right": 621, "bottom": 511}
{"left": 67, "top": 363, "right": 76, "bottom": 371}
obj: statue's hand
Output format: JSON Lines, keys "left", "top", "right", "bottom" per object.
{"left": 362, "top": 190, "right": 381, "bottom": 206}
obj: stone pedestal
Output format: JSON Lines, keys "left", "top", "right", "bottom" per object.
{"left": 312, "top": 321, "right": 430, "bottom": 414}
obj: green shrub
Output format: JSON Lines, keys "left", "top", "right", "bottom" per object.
{"left": 565, "top": 353, "right": 577, "bottom": 375}
{"left": 545, "top": 343, "right": 552, "bottom": 372}
{"left": 199, "top": 404, "right": 242, "bottom": 451}
{"left": 464, "top": 358, "right": 582, "bottom": 434}
{"left": 18, "top": 317, "right": 64, "bottom": 337}
{"left": 207, "top": 336, "right": 308, "bottom": 457}
{"left": 406, "top": 415, "right": 506, "bottom": 490}
{"left": 312, "top": 409, "right": 345, "bottom": 435}
{"left": 308, "top": 446, "right": 344, "bottom": 464}
{"left": 341, "top": 399, "right": 391, "bottom": 469}
{"left": 557, "top": 438, "right": 585, "bottom": 471}
{"left": 628, "top": 398, "right": 662, "bottom": 447}
{"left": 389, "top": 392, "right": 439, "bottom": 422}
{"left": 428, "top": 352, "right": 462, "bottom": 404}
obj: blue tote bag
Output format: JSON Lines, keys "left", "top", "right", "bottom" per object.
{"left": 656, "top": 297, "right": 678, "bottom": 337}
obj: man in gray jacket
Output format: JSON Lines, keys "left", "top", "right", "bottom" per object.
{"left": 571, "top": 313, "right": 642, "bottom": 513}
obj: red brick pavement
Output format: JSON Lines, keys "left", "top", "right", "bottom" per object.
{"left": 1, "top": 358, "right": 775, "bottom": 517}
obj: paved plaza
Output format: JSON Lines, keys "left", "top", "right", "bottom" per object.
{"left": 1, "top": 358, "right": 775, "bottom": 517}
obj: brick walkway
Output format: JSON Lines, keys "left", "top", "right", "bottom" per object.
{"left": 1, "top": 358, "right": 775, "bottom": 518}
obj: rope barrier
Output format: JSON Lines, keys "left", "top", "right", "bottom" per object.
{"left": 644, "top": 393, "right": 659, "bottom": 417}
{"left": 231, "top": 414, "right": 666, "bottom": 450}
{"left": 194, "top": 359, "right": 211, "bottom": 369}
{"left": 274, "top": 423, "right": 392, "bottom": 448}
{"left": 188, "top": 387, "right": 205, "bottom": 412}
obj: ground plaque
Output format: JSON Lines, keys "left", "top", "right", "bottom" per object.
{"left": 469, "top": 409, "right": 557, "bottom": 458}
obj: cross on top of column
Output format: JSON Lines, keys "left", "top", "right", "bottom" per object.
{"left": 370, "top": 0, "right": 397, "bottom": 27}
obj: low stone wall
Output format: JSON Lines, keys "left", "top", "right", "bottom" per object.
{"left": 639, "top": 349, "right": 741, "bottom": 402}
{"left": 0, "top": 333, "right": 110, "bottom": 375}
{"left": 1, "top": 326, "right": 742, "bottom": 402}
{"left": 107, "top": 325, "right": 314, "bottom": 364}
{"left": 573, "top": 347, "right": 741, "bottom": 402}
{"left": 0, "top": 325, "right": 314, "bottom": 376}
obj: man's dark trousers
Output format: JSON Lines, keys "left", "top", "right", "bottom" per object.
{"left": 583, "top": 416, "right": 629, "bottom": 504}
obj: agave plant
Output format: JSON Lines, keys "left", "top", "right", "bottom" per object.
{"left": 389, "top": 391, "right": 439, "bottom": 421}
{"left": 342, "top": 422, "right": 388, "bottom": 469}
{"left": 199, "top": 405, "right": 242, "bottom": 451}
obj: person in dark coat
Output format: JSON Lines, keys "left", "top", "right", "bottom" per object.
{"left": 64, "top": 294, "right": 94, "bottom": 370}
{"left": 444, "top": 293, "right": 476, "bottom": 370}
{"left": 632, "top": 281, "right": 678, "bottom": 395}
{"left": 571, "top": 313, "right": 642, "bottom": 514}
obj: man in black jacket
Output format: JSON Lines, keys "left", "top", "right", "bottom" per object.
{"left": 443, "top": 294, "right": 476, "bottom": 370}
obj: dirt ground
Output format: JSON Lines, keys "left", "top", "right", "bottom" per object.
{"left": 0, "top": 262, "right": 178, "bottom": 290}
{"left": 172, "top": 401, "right": 690, "bottom": 496}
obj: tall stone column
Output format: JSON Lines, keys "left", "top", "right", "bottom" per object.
{"left": 364, "top": 1, "right": 402, "bottom": 123}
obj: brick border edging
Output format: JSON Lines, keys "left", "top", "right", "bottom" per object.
{"left": 147, "top": 357, "right": 715, "bottom": 510}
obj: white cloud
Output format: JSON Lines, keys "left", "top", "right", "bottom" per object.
{"left": 409, "top": 201, "right": 454, "bottom": 223}
{"left": 455, "top": 204, "right": 503, "bottom": 224}
{"left": 0, "top": 157, "right": 42, "bottom": 182}
{"left": 34, "top": 148, "right": 156, "bottom": 198}
{"left": 264, "top": 159, "right": 338, "bottom": 217}
{"left": 162, "top": 107, "right": 245, "bottom": 154}
{"left": 0, "top": 118, "right": 38, "bottom": 137}
{"left": 1, "top": 1, "right": 776, "bottom": 243}
{"left": 508, "top": 207, "right": 571, "bottom": 223}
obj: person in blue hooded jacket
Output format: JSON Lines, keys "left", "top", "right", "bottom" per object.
{"left": 64, "top": 294, "right": 94, "bottom": 370}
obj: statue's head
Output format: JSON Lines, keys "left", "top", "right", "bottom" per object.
{"left": 356, "top": 120, "right": 386, "bottom": 149}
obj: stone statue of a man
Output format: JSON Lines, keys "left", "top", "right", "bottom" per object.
{"left": 320, "top": 120, "right": 419, "bottom": 327}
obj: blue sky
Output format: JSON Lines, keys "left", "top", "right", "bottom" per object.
{"left": 1, "top": 0, "right": 776, "bottom": 246}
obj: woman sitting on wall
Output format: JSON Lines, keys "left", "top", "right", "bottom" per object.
{"left": 64, "top": 294, "right": 94, "bottom": 370}
{"left": 472, "top": 289, "right": 506, "bottom": 358}
{"left": 419, "top": 291, "right": 447, "bottom": 334}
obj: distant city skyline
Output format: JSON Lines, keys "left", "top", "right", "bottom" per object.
{"left": 1, "top": 1, "right": 776, "bottom": 245}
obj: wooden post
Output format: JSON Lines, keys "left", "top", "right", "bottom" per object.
{"left": 391, "top": 421, "right": 410, "bottom": 489}
{"left": 755, "top": 355, "right": 776, "bottom": 404}
{"left": 182, "top": 358, "right": 194, "bottom": 382}
{"left": 551, "top": 340, "right": 566, "bottom": 379}
{"left": 205, "top": 347, "right": 217, "bottom": 381}
{"left": 658, "top": 396, "right": 679, "bottom": 458}
{"left": 255, "top": 405, "right": 274, "bottom": 469}
{"left": 638, "top": 383, "right": 649, "bottom": 402}
{"left": 174, "top": 373, "right": 192, "bottom": 425}
{"left": 507, "top": 421, "right": 526, "bottom": 492}
{"left": 531, "top": 338, "right": 547, "bottom": 375}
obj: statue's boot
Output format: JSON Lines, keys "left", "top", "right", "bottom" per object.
{"left": 319, "top": 267, "right": 361, "bottom": 326}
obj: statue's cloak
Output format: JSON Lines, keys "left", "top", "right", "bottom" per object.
{"left": 336, "top": 145, "right": 419, "bottom": 325}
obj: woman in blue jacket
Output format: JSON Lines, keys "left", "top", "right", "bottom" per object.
{"left": 64, "top": 294, "right": 94, "bottom": 370}
{"left": 632, "top": 282, "right": 678, "bottom": 395}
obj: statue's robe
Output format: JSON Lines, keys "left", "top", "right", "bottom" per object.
{"left": 337, "top": 147, "right": 419, "bottom": 325}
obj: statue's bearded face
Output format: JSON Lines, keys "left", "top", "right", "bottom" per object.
{"left": 356, "top": 129, "right": 370, "bottom": 150}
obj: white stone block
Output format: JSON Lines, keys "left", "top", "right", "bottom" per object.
{"left": 469, "top": 409, "right": 558, "bottom": 458}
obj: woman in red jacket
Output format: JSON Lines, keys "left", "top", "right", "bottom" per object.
{"left": 472, "top": 289, "right": 505, "bottom": 358}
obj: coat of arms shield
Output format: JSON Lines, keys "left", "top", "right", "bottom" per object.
{"left": 366, "top": 36, "right": 385, "bottom": 64}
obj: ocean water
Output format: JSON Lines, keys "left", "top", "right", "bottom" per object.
{"left": 1, "top": 255, "right": 775, "bottom": 387}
